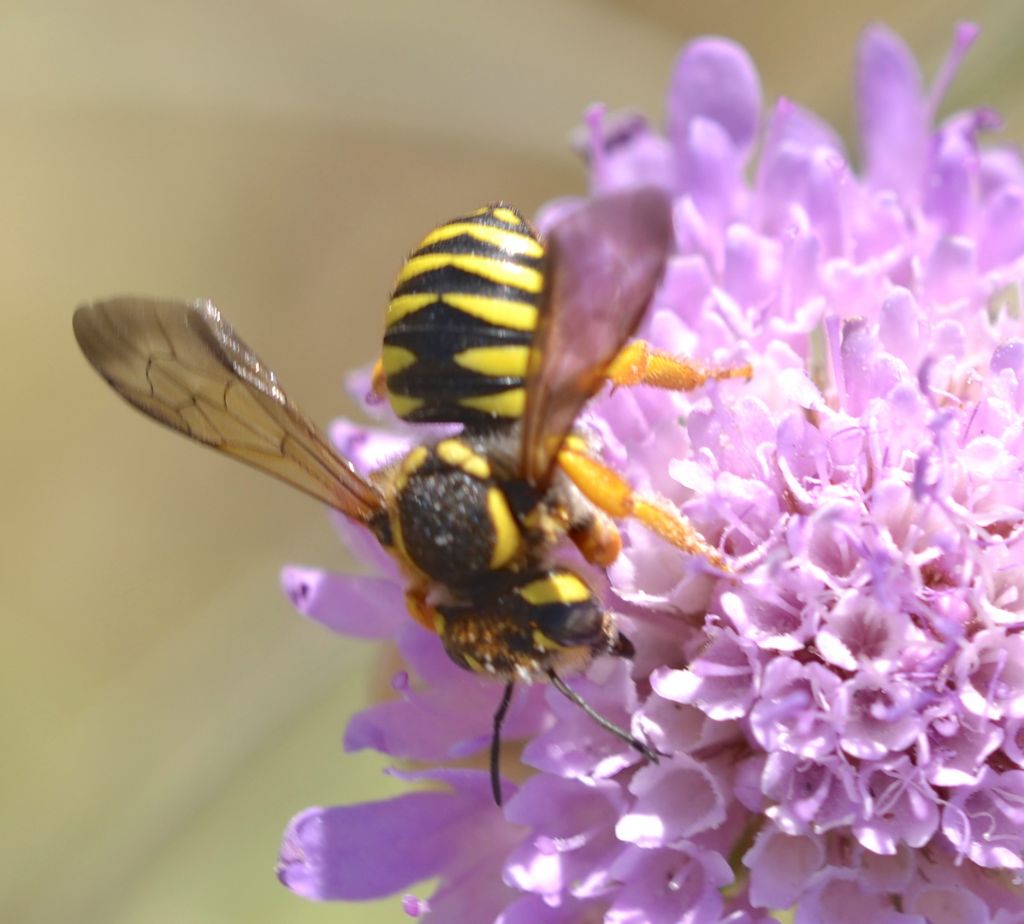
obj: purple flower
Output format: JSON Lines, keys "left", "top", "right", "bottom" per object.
{"left": 277, "top": 22, "right": 1024, "bottom": 920}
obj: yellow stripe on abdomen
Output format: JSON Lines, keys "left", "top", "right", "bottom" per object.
{"left": 453, "top": 344, "right": 531, "bottom": 377}
{"left": 385, "top": 292, "right": 438, "bottom": 327}
{"left": 458, "top": 388, "right": 526, "bottom": 418}
{"left": 490, "top": 206, "right": 524, "bottom": 226}
{"left": 397, "top": 253, "right": 542, "bottom": 294}
{"left": 441, "top": 293, "right": 537, "bottom": 331}
{"left": 387, "top": 393, "right": 425, "bottom": 419}
{"left": 381, "top": 344, "right": 418, "bottom": 377}
{"left": 418, "top": 222, "right": 543, "bottom": 258}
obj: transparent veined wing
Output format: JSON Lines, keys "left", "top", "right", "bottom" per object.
{"left": 520, "top": 187, "right": 673, "bottom": 486}
{"left": 73, "top": 297, "right": 384, "bottom": 521}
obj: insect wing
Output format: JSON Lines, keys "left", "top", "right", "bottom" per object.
{"left": 73, "top": 297, "right": 384, "bottom": 521}
{"left": 520, "top": 187, "right": 673, "bottom": 485}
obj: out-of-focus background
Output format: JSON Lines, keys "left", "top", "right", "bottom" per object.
{"left": 3, "top": 2, "right": 1023, "bottom": 922}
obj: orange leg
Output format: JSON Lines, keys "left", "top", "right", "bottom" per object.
{"left": 370, "top": 358, "right": 388, "bottom": 400}
{"left": 557, "top": 444, "right": 728, "bottom": 572}
{"left": 569, "top": 512, "right": 622, "bottom": 568}
{"left": 405, "top": 584, "right": 442, "bottom": 633}
{"left": 606, "top": 340, "right": 752, "bottom": 391}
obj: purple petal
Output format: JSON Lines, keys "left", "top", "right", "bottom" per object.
{"left": 498, "top": 896, "right": 606, "bottom": 924}
{"left": 651, "top": 629, "right": 760, "bottom": 721}
{"left": 877, "top": 287, "right": 925, "bottom": 365}
{"left": 796, "top": 869, "right": 928, "bottom": 924}
{"left": 580, "top": 105, "right": 675, "bottom": 195}
{"left": 504, "top": 777, "right": 624, "bottom": 900}
{"left": 858, "top": 843, "right": 917, "bottom": 894}
{"left": 762, "top": 96, "right": 845, "bottom": 162}
{"left": 922, "top": 234, "right": 977, "bottom": 304}
{"left": 505, "top": 774, "right": 624, "bottom": 834}
{"left": 837, "top": 677, "right": 923, "bottom": 759}
{"left": 763, "top": 754, "right": 859, "bottom": 834}
{"left": 277, "top": 771, "right": 495, "bottom": 900}
{"left": 617, "top": 758, "right": 726, "bottom": 847}
{"left": 757, "top": 140, "right": 849, "bottom": 258}
{"left": 905, "top": 883, "right": 993, "bottom": 924}
{"left": 980, "top": 145, "right": 1024, "bottom": 197}
{"left": 942, "top": 768, "right": 1024, "bottom": 868}
{"left": 1003, "top": 718, "right": 1024, "bottom": 767}
{"left": 675, "top": 116, "right": 745, "bottom": 225}
{"left": 857, "top": 24, "right": 927, "bottom": 195}
{"left": 744, "top": 828, "right": 824, "bottom": 910}
{"left": 344, "top": 646, "right": 542, "bottom": 762}
{"left": 327, "top": 508, "right": 403, "bottom": 576}
{"left": 606, "top": 845, "right": 731, "bottom": 924}
{"left": 749, "top": 658, "right": 840, "bottom": 757}
{"left": 923, "top": 706, "right": 1003, "bottom": 787}
{"left": 522, "top": 664, "right": 645, "bottom": 780}
{"left": 668, "top": 38, "right": 762, "bottom": 164}
{"left": 979, "top": 185, "right": 1024, "bottom": 270}
{"left": 838, "top": 318, "right": 903, "bottom": 416}
{"left": 280, "top": 567, "right": 405, "bottom": 638}
{"left": 818, "top": 591, "right": 912, "bottom": 672}
{"left": 923, "top": 122, "right": 976, "bottom": 235}
{"left": 852, "top": 758, "right": 940, "bottom": 853}
{"left": 328, "top": 418, "right": 410, "bottom": 475}
{"left": 956, "top": 629, "right": 1024, "bottom": 721}
{"left": 722, "top": 588, "right": 815, "bottom": 653}
{"left": 722, "top": 224, "right": 782, "bottom": 309}
{"left": 344, "top": 696, "right": 482, "bottom": 762}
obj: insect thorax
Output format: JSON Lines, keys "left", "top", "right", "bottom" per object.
{"left": 381, "top": 431, "right": 525, "bottom": 589}
{"left": 372, "top": 424, "right": 583, "bottom": 588}
{"left": 381, "top": 203, "right": 542, "bottom": 426}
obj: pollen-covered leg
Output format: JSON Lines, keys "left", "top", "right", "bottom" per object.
{"left": 606, "top": 340, "right": 752, "bottom": 391}
{"left": 557, "top": 444, "right": 728, "bottom": 571}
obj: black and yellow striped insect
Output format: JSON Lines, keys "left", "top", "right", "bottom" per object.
{"left": 73, "top": 188, "right": 749, "bottom": 804}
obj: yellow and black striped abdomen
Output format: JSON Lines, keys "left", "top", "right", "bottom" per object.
{"left": 382, "top": 204, "right": 543, "bottom": 425}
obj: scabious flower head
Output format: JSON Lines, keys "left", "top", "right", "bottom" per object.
{"left": 277, "top": 23, "right": 1024, "bottom": 922}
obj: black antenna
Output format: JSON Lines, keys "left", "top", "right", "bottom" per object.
{"left": 489, "top": 670, "right": 660, "bottom": 807}
{"left": 490, "top": 681, "right": 515, "bottom": 806}
{"left": 547, "top": 670, "right": 660, "bottom": 763}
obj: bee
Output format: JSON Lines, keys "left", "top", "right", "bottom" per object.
{"left": 73, "top": 187, "right": 749, "bottom": 805}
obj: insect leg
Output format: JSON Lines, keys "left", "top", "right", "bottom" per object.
{"left": 568, "top": 511, "right": 622, "bottom": 567}
{"left": 556, "top": 444, "right": 728, "bottom": 571}
{"left": 369, "top": 357, "right": 388, "bottom": 401}
{"left": 490, "top": 681, "right": 515, "bottom": 806}
{"left": 405, "top": 584, "right": 441, "bottom": 632}
{"left": 547, "top": 670, "right": 659, "bottom": 762}
{"left": 605, "top": 340, "right": 752, "bottom": 391}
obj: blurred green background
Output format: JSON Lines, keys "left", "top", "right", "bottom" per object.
{"left": 3, "top": 2, "right": 1023, "bottom": 922}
